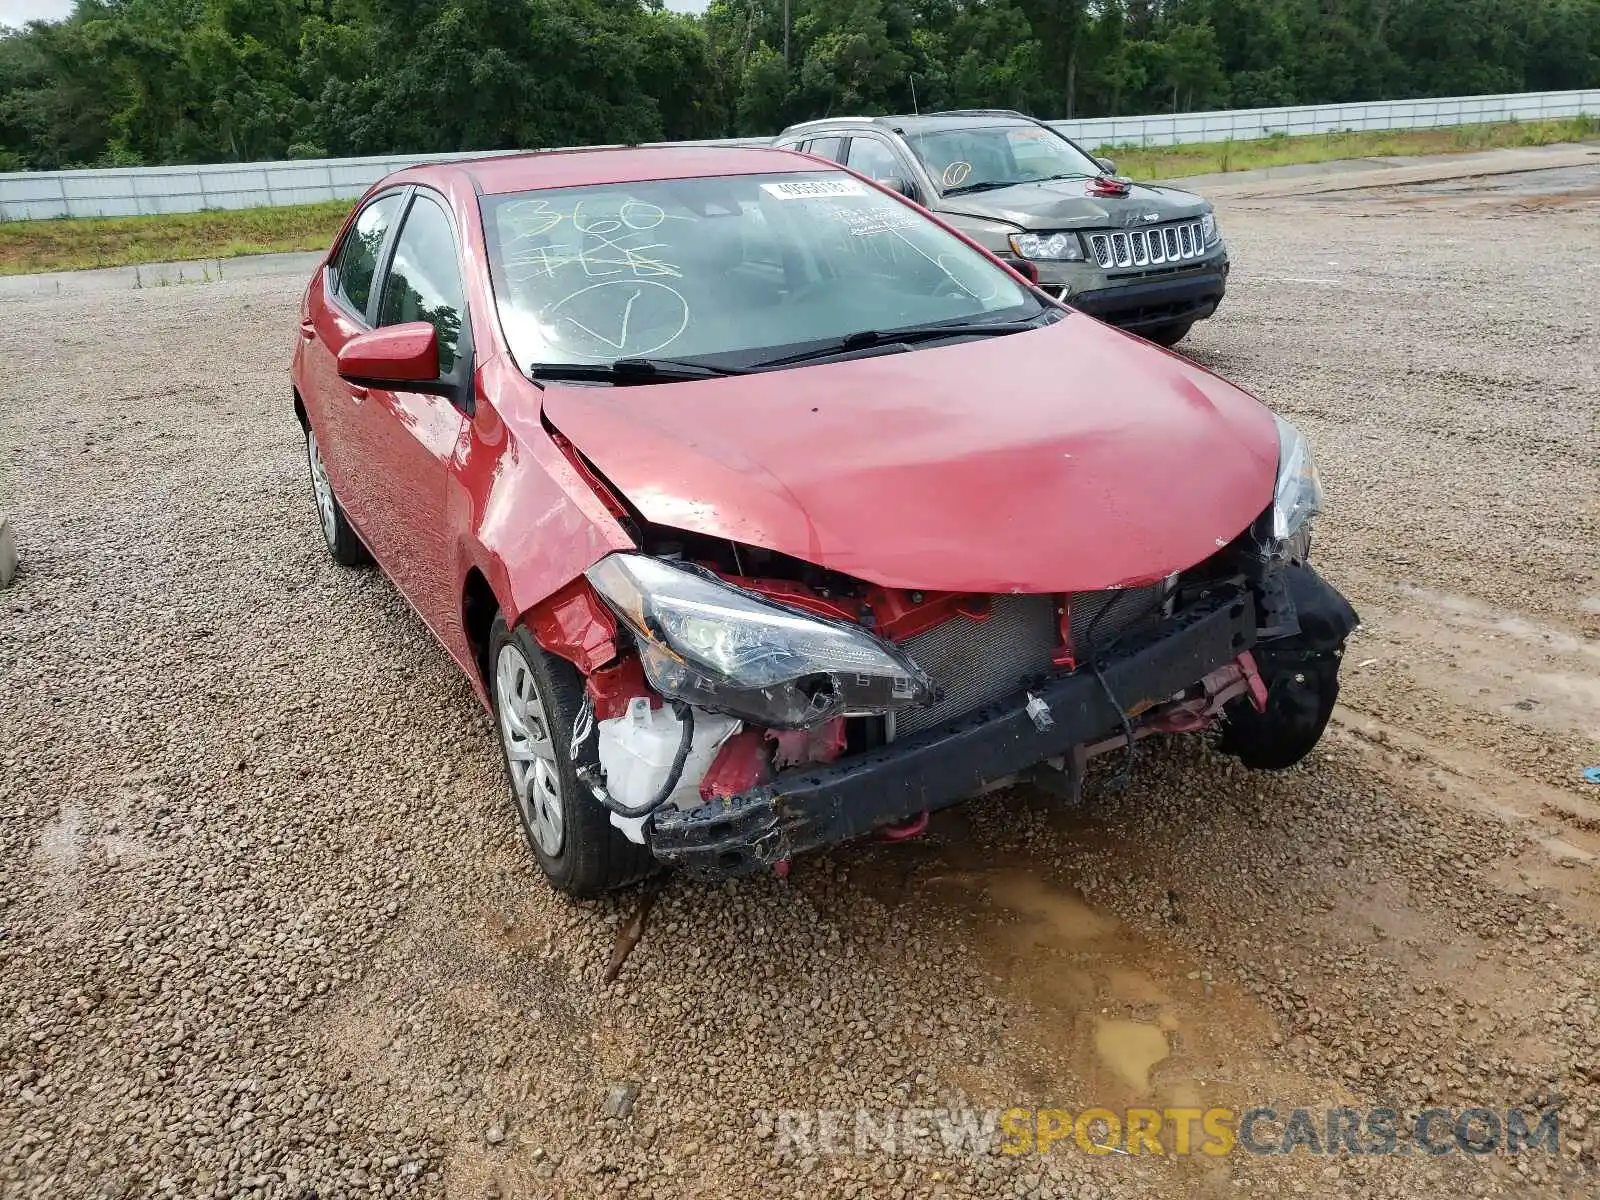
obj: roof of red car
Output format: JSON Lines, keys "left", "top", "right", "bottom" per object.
{"left": 441, "top": 145, "right": 825, "bottom": 195}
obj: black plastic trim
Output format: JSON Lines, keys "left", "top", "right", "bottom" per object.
{"left": 1070, "top": 269, "right": 1228, "bottom": 330}
{"left": 649, "top": 587, "right": 1256, "bottom": 879}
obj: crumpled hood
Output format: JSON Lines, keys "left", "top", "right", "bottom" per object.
{"left": 542, "top": 314, "right": 1278, "bottom": 594}
{"left": 936, "top": 178, "right": 1208, "bottom": 230}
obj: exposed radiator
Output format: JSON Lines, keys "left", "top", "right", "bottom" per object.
{"left": 1068, "top": 584, "right": 1166, "bottom": 657}
{"left": 893, "top": 587, "right": 1168, "bottom": 737}
{"left": 895, "top": 595, "right": 1058, "bottom": 737}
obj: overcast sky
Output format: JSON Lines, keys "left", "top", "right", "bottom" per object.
{"left": 0, "top": 0, "right": 72, "bottom": 27}
{"left": 0, "top": 0, "right": 708, "bottom": 28}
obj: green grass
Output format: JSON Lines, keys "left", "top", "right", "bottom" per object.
{"left": 0, "top": 199, "right": 351, "bottom": 276}
{"left": 1104, "top": 114, "right": 1598, "bottom": 181}
{"left": 1, "top": 115, "right": 1595, "bottom": 276}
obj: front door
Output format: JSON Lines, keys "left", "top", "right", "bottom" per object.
{"left": 304, "top": 189, "right": 408, "bottom": 527}
{"left": 349, "top": 190, "right": 473, "bottom": 643}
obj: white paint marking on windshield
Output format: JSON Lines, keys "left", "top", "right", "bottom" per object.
{"left": 547, "top": 279, "right": 691, "bottom": 359}
{"left": 564, "top": 283, "right": 641, "bottom": 349}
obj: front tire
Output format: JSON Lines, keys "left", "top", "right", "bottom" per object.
{"left": 304, "top": 427, "right": 371, "bottom": 567}
{"left": 1147, "top": 321, "right": 1193, "bottom": 348}
{"left": 1218, "top": 650, "right": 1343, "bottom": 770}
{"left": 488, "top": 615, "right": 656, "bottom": 896}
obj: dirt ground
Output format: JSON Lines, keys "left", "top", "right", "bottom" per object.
{"left": 2, "top": 152, "right": 1598, "bottom": 1200}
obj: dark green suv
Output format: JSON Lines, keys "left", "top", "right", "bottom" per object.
{"left": 774, "top": 109, "right": 1229, "bottom": 346}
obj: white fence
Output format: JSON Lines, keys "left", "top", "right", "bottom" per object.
{"left": 1049, "top": 87, "right": 1599, "bottom": 151}
{"left": 2, "top": 88, "right": 1596, "bottom": 221}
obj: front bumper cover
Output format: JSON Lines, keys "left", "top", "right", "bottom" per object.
{"left": 650, "top": 584, "right": 1257, "bottom": 879}
{"left": 1070, "top": 264, "right": 1229, "bottom": 331}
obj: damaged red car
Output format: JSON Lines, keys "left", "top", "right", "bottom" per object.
{"left": 291, "top": 146, "right": 1357, "bottom": 896}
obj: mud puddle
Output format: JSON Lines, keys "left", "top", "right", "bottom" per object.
{"left": 831, "top": 807, "right": 1335, "bottom": 1117}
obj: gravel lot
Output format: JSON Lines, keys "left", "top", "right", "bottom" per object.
{"left": 2, "top": 152, "right": 1598, "bottom": 1200}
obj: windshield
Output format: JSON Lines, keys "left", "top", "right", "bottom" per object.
{"left": 481, "top": 172, "right": 1038, "bottom": 371}
{"left": 905, "top": 124, "right": 1103, "bottom": 194}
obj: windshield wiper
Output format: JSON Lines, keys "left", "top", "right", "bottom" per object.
{"left": 529, "top": 357, "right": 748, "bottom": 385}
{"left": 746, "top": 319, "right": 1044, "bottom": 371}
{"left": 941, "top": 180, "right": 1019, "bottom": 197}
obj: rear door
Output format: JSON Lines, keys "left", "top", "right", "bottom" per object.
{"left": 802, "top": 135, "right": 846, "bottom": 163}
{"left": 348, "top": 189, "right": 473, "bottom": 639}
{"left": 303, "top": 189, "right": 407, "bottom": 527}
{"left": 844, "top": 134, "right": 922, "bottom": 201}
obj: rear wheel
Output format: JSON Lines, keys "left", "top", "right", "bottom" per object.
{"left": 1147, "top": 321, "right": 1193, "bottom": 348}
{"left": 488, "top": 615, "right": 656, "bottom": 896}
{"left": 304, "top": 427, "right": 371, "bottom": 567}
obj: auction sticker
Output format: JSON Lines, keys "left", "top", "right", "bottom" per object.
{"left": 761, "top": 179, "right": 868, "bottom": 199}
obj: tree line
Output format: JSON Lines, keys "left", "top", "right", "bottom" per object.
{"left": 1, "top": 0, "right": 1597, "bottom": 172}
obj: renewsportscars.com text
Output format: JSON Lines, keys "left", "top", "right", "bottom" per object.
{"left": 758, "top": 1106, "right": 1560, "bottom": 1159}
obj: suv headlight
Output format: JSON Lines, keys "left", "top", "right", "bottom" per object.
{"left": 1009, "top": 232, "right": 1085, "bottom": 262}
{"left": 1272, "top": 415, "right": 1322, "bottom": 542}
{"left": 1201, "top": 211, "right": 1221, "bottom": 246}
{"left": 585, "top": 553, "right": 934, "bottom": 729}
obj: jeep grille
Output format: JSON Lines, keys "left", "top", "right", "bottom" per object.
{"left": 1088, "top": 221, "right": 1208, "bottom": 270}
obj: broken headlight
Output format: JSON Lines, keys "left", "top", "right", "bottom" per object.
{"left": 585, "top": 553, "right": 935, "bottom": 729}
{"left": 1271, "top": 414, "right": 1322, "bottom": 553}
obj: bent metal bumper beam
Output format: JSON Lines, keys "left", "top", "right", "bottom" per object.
{"left": 649, "top": 586, "right": 1257, "bottom": 879}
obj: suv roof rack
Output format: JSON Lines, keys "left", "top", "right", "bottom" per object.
{"left": 778, "top": 109, "right": 1045, "bottom": 139}
{"left": 923, "top": 108, "right": 1036, "bottom": 120}
{"left": 781, "top": 116, "right": 880, "bottom": 131}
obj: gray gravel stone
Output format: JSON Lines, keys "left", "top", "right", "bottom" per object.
{"left": 603, "top": 1082, "right": 641, "bottom": 1121}
{"left": 0, "top": 151, "right": 1595, "bottom": 1199}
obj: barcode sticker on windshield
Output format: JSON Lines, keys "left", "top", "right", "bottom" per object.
{"left": 761, "top": 179, "right": 868, "bottom": 200}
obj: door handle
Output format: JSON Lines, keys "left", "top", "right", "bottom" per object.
{"left": 348, "top": 385, "right": 368, "bottom": 403}
{"left": 298, "top": 320, "right": 316, "bottom": 342}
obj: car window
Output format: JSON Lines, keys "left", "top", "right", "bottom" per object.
{"left": 905, "top": 124, "right": 1102, "bottom": 193}
{"left": 846, "top": 137, "right": 907, "bottom": 185}
{"left": 377, "top": 194, "right": 468, "bottom": 374}
{"left": 805, "top": 137, "right": 844, "bottom": 162}
{"left": 332, "top": 192, "right": 404, "bottom": 319}
{"left": 481, "top": 171, "right": 1038, "bottom": 371}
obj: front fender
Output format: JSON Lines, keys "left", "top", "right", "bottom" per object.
{"left": 457, "top": 356, "right": 635, "bottom": 664}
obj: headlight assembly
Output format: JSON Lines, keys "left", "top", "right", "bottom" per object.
{"left": 1009, "top": 231, "right": 1085, "bottom": 262}
{"left": 1201, "top": 211, "right": 1221, "bottom": 246}
{"left": 1272, "top": 415, "right": 1322, "bottom": 542}
{"left": 585, "top": 553, "right": 934, "bottom": 729}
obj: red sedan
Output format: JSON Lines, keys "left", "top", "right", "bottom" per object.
{"left": 291, "top": 146, "right": 1355, "bottom": 896}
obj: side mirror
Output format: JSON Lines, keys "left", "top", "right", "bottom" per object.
{"left": 337, "top": 322, "right": 440, "bottom": 387}
{"left": 1094, "top": 156, "right": 1117, "bottom": 175}
{"left": 1010, "top": 258, "right": 1039, "bottom": 286}
{"left": 878, "top": 175, "right": 916, "bottom": 199}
